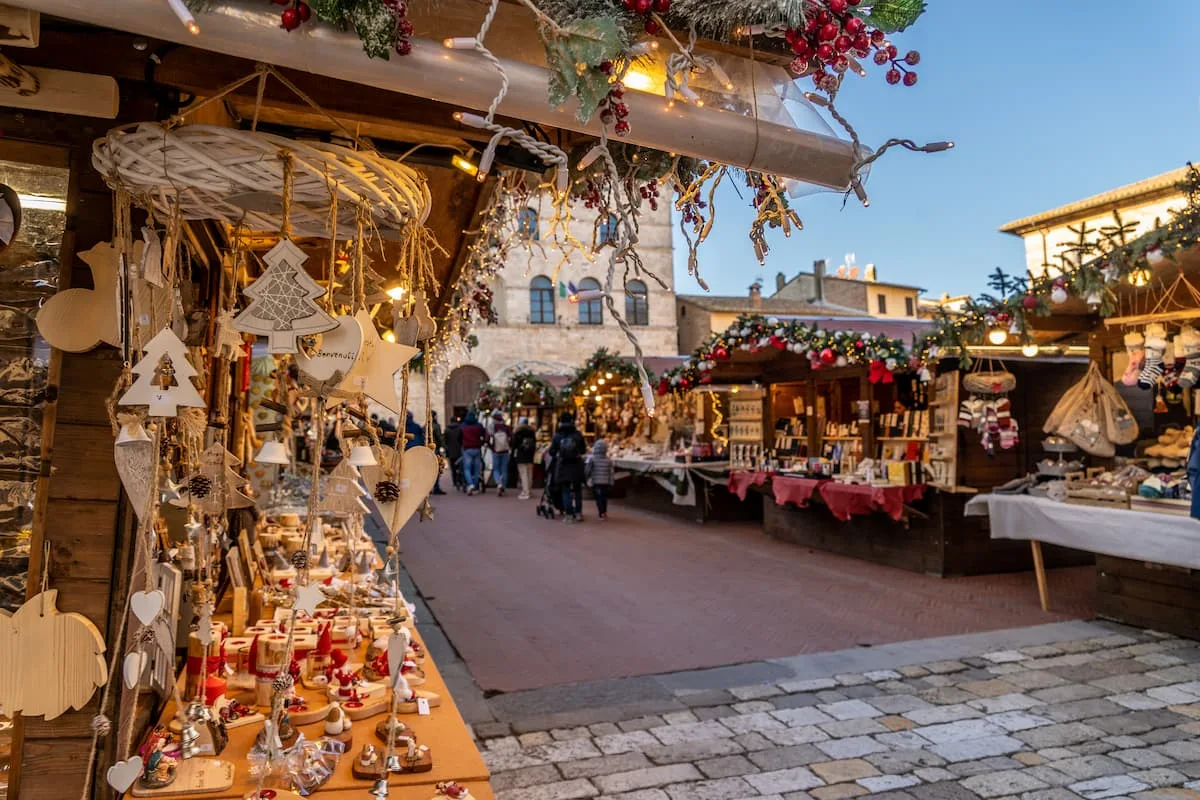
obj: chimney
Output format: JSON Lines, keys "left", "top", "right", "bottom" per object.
{"left": 775, "top": 272, "right": 786, "bottom": 293}
{"left": 865, "top": 263, "right": 877, "bottom": 282}
{"left": 748, "top": 280, "right": 762, "bottom": 308}
{"left": 812, "top": 259, "right": 826, "bottom": 304}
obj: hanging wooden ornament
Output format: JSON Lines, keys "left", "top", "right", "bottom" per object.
{"left": 0, "top": 589, "right": 108, "bottom": 719}
{"left": 360, "top": 444, "right": 439, "bottom": 535}
{"left": 233, "top": 238, "right": 337, "bottom": 354}
{"left": 185, "top": 443, "right": 253, "bottom": 514}
{"left": 120, "top": 328, "right": 207, "bottom": 417}
{"left": 130, "top": 589, "right": 166, "bottom": 625}
{"left": 393, "top": 288, "right": 436, "bottom": 347}
{"left": 36, "top": 240, "right": 122, "bottom": 352}
{"left": 107, "top": 757, "right": 144, "bottom": 793}
{"left": 295, "top": 310, "right": 417, "bottom": 412}
{"left": 319, "top": 459, "right": 370, "bottom": 514}
{"left": 124, "top": 650, "right": 150, "bottom": 689}
{"left": 212, "top": 309, "right": 245, "bottom": 361}
{"left": 115, "top": 436, "right": 154, "bottom": 522}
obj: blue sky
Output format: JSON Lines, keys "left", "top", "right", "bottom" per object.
{"left": 673, "top": 0, "right": 1200, "bottom": 300}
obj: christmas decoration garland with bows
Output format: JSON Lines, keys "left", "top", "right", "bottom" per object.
{"left": 657, "top": 313, "right": 915, "bottom": 395}
{"left": 561, "top": 347, "right": 646, "bottom": 401}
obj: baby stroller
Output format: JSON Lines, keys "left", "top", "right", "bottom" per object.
{"left": 537, "top": 456, "right": 562, "bottom": 519}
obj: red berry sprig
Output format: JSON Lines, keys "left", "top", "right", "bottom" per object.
{"left": 621, "top": 0, "right": 671, "bottom": 34}
{"left": 278, "top": 1, "right": 309, "bottom": 31}
{"left": 595, "top": 62, "right": 631, "bottom": 137}
{"left": 783, "top": 0, "right": 919, "bottom": 91}
{"left": 636, "top": 179, "right": 660, "bottom": 211}
{"left": 382, "top": 0, "right": 415, "bottom": 54}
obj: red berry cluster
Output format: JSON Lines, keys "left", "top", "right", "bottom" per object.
{"left": 783, "top": 0, "right": 919, "bottom": 91}
{"left": 596, "top": 63, "right": 631, "bottom": 136}
{"left": 635, "top": 179, "right": 660, "bottom": 211}
{"left": 620, "top": 0, "right": 670, "bottom": 35}
{"left": 275, "top": 0, "right": 311, "bottom": 32}
{"left": 575, "top": 178, "right": 605, "bottom": 210}
{"left": 383, "top": 0, "right": 415, "bottom": 55}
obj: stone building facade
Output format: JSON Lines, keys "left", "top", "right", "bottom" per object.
{"left": 407, "top": 199, "right": 678, "bottom": 424}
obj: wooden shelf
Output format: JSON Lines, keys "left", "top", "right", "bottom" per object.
{"left": 877, "top": 436, "right": 928, "bottom": 441}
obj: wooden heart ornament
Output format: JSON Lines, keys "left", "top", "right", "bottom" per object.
{"left": 124, "top": 650, "right": 150, "bottom": 689}
{"left": 36, "top": 241, "right": 123, "bottom": 352}
{"left": 293, "top": 314, "right": 364, "bottom": 388}
{"left": 360, "top": 445, "right": 439, "bottom": 535}
{"left": 131, "top": 589, "right": 166, "bottom": 625}
{"left": 0, "top": 590, "right": 107, "bottom": 720}
{"left": 107, "top": 757, "right": 143, "bottom": 793}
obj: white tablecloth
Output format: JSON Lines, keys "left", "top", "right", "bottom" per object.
{"left": 964, "top": 493, "right": 1200, "bottom": 570}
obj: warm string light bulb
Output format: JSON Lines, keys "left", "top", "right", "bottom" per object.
{"left": 986, "top": 327, "right": 1008, "bottom": 345}
{"left": 1021, "top": 343, "right": 1039, "bottom": 358}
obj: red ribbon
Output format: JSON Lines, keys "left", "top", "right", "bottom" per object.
{"left": 868, "top": 359, "right": 894, "bottom": 384}
{"left": 186, "top": 654, "right": 225, "bottom": 676}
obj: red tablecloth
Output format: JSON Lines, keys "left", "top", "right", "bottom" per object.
{"left": 818, "top": 482, "right": 927, "bottom": 522}
{"left": 772, "top": 476, "right": 825, "bottom": 508}
{"left": 728, "top": 471, "right": 770, "bottom": 500}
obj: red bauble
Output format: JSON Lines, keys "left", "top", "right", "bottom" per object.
{"left": 855, "top": 340, "right": 865, "bottom": 350}
{"left": 873, "top": 50, "right": 890, "bottom": 65}
{"left": 614, "top": 119, "right": 630, "bottom": 136}
{"left": 834, "top": 35, "right": 852, "bottom": 53}
{"left": 785, "top": 27, "right": 799, "bottom": 45}
{"left": 886, "top": 43, "right": 898, "bottom": 58}
{"left": 870, "top": 29, "right": 885, "bottom": 44}
{"left": 816, "top": 43, "right": 834, "bottom": 61}
{"left": 885, "top": 68, "right": 901, "bottom": 85}
{"left": 852, "top": 33, "right": 870, "bottom": 51}
{"left": 714, "top": 346, "right": 729, "bottom": 359}
{"left": 679, "top": 378, "right": 690, "bottom": 389}
{"left": 634, "top": 0, "right": 651, "bottom": 12}
{"left": 902, "top": 71, "right": 918, "bottom": 86}
{"left": 644, "top": 19, "right": 660, "bottom": 33}
{"left": 280, "top": 7, "right": 301, "bottom": 30}
{"left": 1021, "top": 293, "right": 1038, "bottom": 311}
{"left": 828, "top": 0, "right": 848, "bottom": 12}
{"left": 904, "top": 50, "right": 920, "bottom": 65}
{"left": 653, "top": 0, "right": 670, "bottom": 10}
{"left": 622, "top": 0, "right": 637, "bottom": 9}
{"left": 843, "top": 16, "right": 864, "bottom": 34}
{"left": 818, "top": 22, "right": 839, "bottom": 41}
{"left": 296, "top": 1, "right": 311, "bottom": 20}
{"left": 819, "top": 347, "right": 836, "bottom": 366}
{"left": 791, "top": 38, "right": 810, "bottom": 56}
{"left": 770, "top": 336, "right": 786, "bottom": 350}
{"left": 700, "top": 374, "right": 712, "bottom": 384}
{"left": 816, "top": 10, "right": 832, "bottom": 24}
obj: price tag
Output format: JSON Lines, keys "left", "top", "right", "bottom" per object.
{"left": 416, "top": 697, "right": 431, "bottom": 716}
{"left": 399, "top": 480, "right": 411, "bottom": 489}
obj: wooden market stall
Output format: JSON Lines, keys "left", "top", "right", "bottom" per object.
{"left": 692, "top": 316, "right": 1092, "bottom": 576}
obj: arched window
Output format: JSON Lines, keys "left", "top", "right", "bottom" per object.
{"left": 625, "top": 280, "right": 649, "bottom": 326}
{"left": 577, "top": 277, "right": 603, "bottom": 325}
{"left": 597, "top": 213, "right": 618, "bottom": 246}
{"left": 530, "top": 275, "right": 555, "bottom": 324}
{"left": 518, "top": 207, "right": 539, "bottom": 241}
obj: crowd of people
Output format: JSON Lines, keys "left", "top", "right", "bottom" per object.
{"left": 434, "top": 409, "right": 613, "bottom": 523}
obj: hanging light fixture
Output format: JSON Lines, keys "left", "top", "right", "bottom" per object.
{"left": 255, "top": 439, "right": 289, "bottom": 465}
{"left": 986, "top": 327, "right": 1008, "bottom": 345}
{"left": 348, "top": 445, "right": 378, "bottom": 467}
{"left": 1021, "top": 343, "right": 1039, "bottom": 358}
{"left": 1128, "top": 268, "right": 1152, "bottom": 287}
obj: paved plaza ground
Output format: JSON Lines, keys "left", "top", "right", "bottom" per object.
{"left": 399, "top": 491, "right": 1200, "bottom": 800}
{"left": 403, "top": 491, "right": 1093, "bottom": 692}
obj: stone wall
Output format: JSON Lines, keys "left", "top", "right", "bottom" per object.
{"left": 408, "top": 198, "right": 678, "bottom": 423}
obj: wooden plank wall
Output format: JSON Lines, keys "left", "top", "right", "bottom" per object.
{"left": 1096, "top": 555, "right": 1200, "bottom": 639}
{"left": 2, "top": 92, "right": 156, "bottom": 800}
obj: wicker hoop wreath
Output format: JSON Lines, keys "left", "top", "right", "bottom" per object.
{"left": 91, "top": 123, "right": 431, "bottom": 238}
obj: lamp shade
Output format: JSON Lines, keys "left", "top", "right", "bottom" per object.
{"left": 347, "top": 445, "right": 378, "bottom": 467}
{"left": 255, "top": 440, "right": 289, "bottom": 465}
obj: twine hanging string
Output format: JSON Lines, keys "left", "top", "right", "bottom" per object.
{"left": 279, "top": 151, "right": 295, "bottom": 240}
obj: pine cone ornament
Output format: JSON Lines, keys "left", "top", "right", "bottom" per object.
{"left": 290, "top": 551, "right": 309, "bottom": 570}
{"left": 272, "top": 673, "right": 294, "bottom": 692}
{"left": 374, "top": 480, "right": 400, "bottom": 503}
{"left": 188, "top": 474, "right": 213, "bottom": 499}
{"left": 91, "top": 714, "right": 113, "bottom": 737}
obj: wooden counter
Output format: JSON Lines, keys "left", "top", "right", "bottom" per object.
{"left": 127, "top": 618, "right": 490, "bottom": 800}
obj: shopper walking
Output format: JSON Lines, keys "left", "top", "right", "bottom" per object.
{"left": 489, "top": 411, "right": 513, "bottom": 496}
{"left": 513, "top": 417, "right": 537, "bottom": 499}
{"left": 460, "top": 410, "right": 486, "bottom": 494}
{"left": 549, "top": 412, "right": 586, "bottom": 522}
{"left": 444, "top": 415, "right": 465, "bottom": 492}
{"left": 404, "top": 410, "right": 425, "bottom": 449}
{"left": 586, "top": 439, "right": 614, "bottom": 520}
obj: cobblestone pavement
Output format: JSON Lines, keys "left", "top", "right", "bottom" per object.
{"left": 475, "top": 628, "right": 1200, "bottom": 800}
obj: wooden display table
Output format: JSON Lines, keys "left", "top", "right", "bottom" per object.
{"left": 127, "top": 618, "right": 490, "bottom": 800}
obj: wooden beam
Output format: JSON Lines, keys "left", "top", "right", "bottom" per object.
{"left": 1103, "top": 308, "right": 1200, "bottom": 328}
{"left": 432, "top": 175, "right": 496, "bottom": 318}
{"left": 1029, "top": 314, "right": 1101, "bottom": 333}
{"left": 0, "top": 66, "right": 117, "bottom": 118}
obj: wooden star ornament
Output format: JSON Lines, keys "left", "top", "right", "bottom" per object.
{"left": 292, "top": 582, "right": 325, "bottom": 616}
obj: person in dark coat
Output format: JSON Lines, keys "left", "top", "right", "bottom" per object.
{"left": 404, "top": 411, "right": 425, "bottom": 450}
{"left": 460, "top": 410, "right": 486, "bottom": 494}
{"left": 549, "top": 412, "right": 587, "bottom": 522}
{"left": 444, "top": 416, "right": 465, "bottom": 491}
{"left": 512, "top": 417, "right": 538, "bottom": 499}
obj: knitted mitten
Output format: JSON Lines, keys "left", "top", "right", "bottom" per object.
{"left": 1120, "top": 330, "right": 1145, "bottom": 386}
{"left": 1137, "top": 333, "right": 1168, "bottom": 390}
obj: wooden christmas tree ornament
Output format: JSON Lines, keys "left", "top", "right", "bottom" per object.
{"left": 0, "top": 589, "right": 108, "bottom": 720}
{"left": 36, "top": 240, "right": 123, "bottom": 352}
{"left": 120, "top": 328, "right": 207, "bottom": 417}
{"left": 233, "top": 238, "right": 337, "bottom": 354}
{"left": 319, "top": 459, "right": 370, "bottom": 515}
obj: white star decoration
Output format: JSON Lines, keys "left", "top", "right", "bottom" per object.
{"left": 292, "top": 582, "right": 325, "bottom": 615}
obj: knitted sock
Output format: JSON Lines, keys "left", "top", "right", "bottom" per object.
{"left": 1138, "top": 336, "right": 1167, "bottom": 390}
{"left": 1181, "top": 351, "right": 1200, "bottom": 389}
{"left": 1121, "top": 331, "right": 1145, "bottom": 387}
